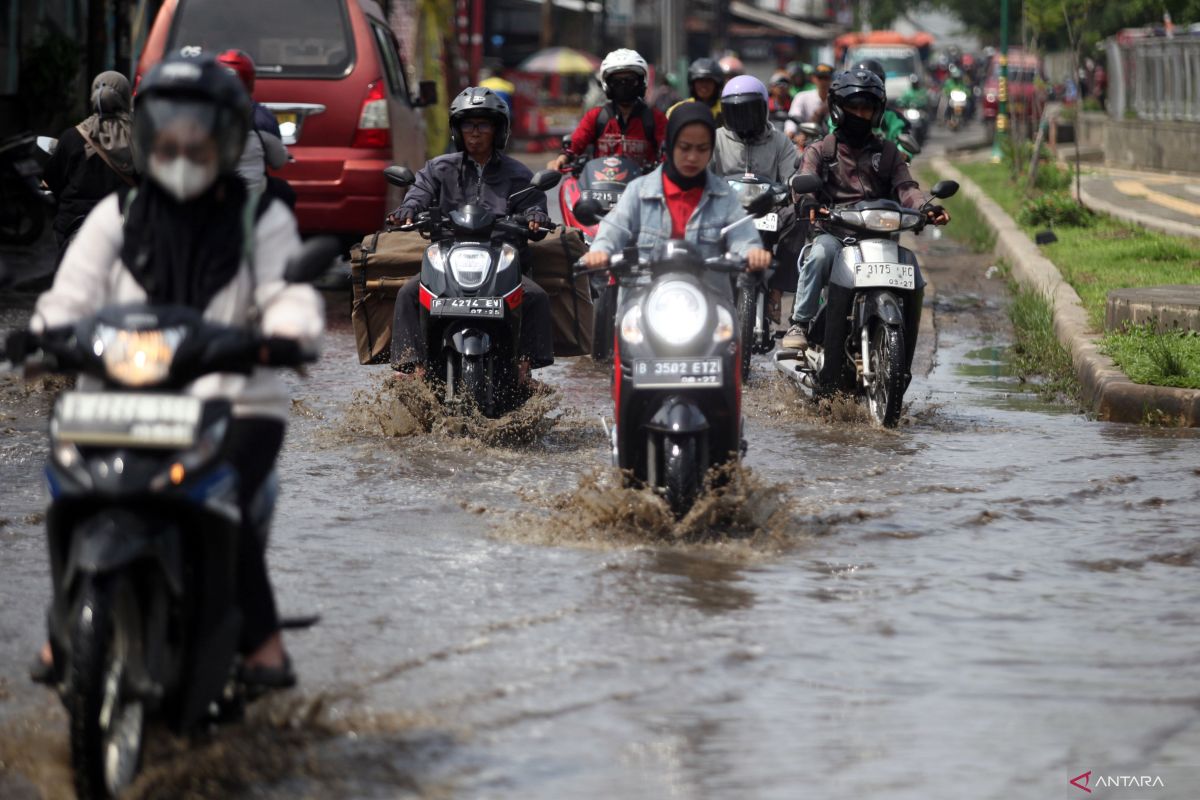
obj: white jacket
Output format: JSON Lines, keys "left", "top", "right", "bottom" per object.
{"left": 33, "top": 193, "right": 324, "bottom": 420}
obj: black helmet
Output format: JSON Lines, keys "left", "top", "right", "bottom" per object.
{"left": 449, "top": 86, "right": 511, "bottom": 151}
{"left": 687, "top": 57, "right": 725, "bottom": 96}
{"left": 829, "top": 69, "right": 886, "bottom": 128}
{"left": 853, "top": 59, "right": 886, "bottom": 86}
{"left": 132, "top": 54, "right": 251, "bottom": 176}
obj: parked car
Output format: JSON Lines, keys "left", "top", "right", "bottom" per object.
{"left": 981, "top": 49, "right": 1045, "bottom": 140}
{"left": 136, "top": 0, "right": 437, "bottom": 238}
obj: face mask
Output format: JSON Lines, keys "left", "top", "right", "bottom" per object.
{"left": 837, "top": 112, "right": 874, "bottom": 147}
{"left": 609, "top": 81, "right": 641, "bottom": 105}
{"left": 149, "top": 155, "right": 217, "bottom": 201}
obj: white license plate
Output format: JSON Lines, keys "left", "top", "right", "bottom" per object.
{"left": 632, "top": 358, "right": 723, "bottom": 388}
{"left": 754, "top": 213, "right": 779, "bottom": 232}
{"left": 854, "top": 262, "right": 915, "bottom": 289}
{"left": 430, "top": 297, "right": 504, "bottom": 318}
{"left": 53, "top": 391, "right": 203, "bottom": 448}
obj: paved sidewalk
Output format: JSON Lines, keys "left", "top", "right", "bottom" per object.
{"left": 1076, "top": 167, "right": 1200, "bottom": 239}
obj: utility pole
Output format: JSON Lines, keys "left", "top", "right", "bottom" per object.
{"left": 990, "top": 0, "right": 1009, "bottom": 163}
{"left": 661, "top": 0, "right": 680, "bottom": 78}
{"left": 540, "top": 0, "right": 554, "bottom": 48}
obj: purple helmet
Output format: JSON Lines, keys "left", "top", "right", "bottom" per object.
{"left": 720, "top": 76, "right": 768, "bottom": 139}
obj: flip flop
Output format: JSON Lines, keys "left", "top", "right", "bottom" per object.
{"left": 239, "top": 654, "right": 296, "bottom": 695}
{"left": 29, "top": 655, "right": 55, "bottom": 686}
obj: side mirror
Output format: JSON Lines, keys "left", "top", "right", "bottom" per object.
{"left": 573, "top": 198, "right": 606, "bottom": 227}
{"left": 898, "top": 133, "right": 922, "bottom": 156}
{"left": 560, "top": 133, "right": 573, "bottom": 151}
{"left": 789, "top": 173, "right": 823, "bottom": 196}
{"left": 744, "top": 192, "right": 776, "bottom": 217}
{"left": 284, "top": 236, "right": 343, "bottom": 284}
{"left": 798, "top": 122, "right": 823, "bottom": 139}
{"left": 930, "top": 180, "right": 959, "bottom": 199}
{"left": 36, "top": 136, "right": 58, "bottom": 156}
{"left": 530, "top": 169, "right": 561, "bottom": 192}
{"left": 384, "top": 165, "right": 416, "bottom": 187}
{"left": 413, "top": 80, "right": 438, "bottom": 107}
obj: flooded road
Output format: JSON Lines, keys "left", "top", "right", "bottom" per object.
{"left": 3, "top": 131, "right": 1200, "bottom": 800}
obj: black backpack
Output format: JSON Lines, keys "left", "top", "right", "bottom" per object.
{"left": 594, "top": 101, "right": 659, "bottom": 157}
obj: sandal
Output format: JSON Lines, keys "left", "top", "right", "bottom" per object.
{"left": 240, "top": 653, "right": 297, "bottom": 696}
{"left": 29, "top": 654, "right": 55, "bottom": 686}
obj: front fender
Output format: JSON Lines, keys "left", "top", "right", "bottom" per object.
{"left": 860, "top": 290, "right": 904, "bottom": 327}
{"left": 449, "top": 328, "right": 492, "bottom": 356}
{"left": 644, "top": 396, "right": 710, "bottom": 434}
{"left": 62, "top": 510, "right": 183, "bottom": 598}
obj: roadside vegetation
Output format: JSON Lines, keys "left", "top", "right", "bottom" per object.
{"left": 945, "top": 150, "right": 1200, "bottom": 394}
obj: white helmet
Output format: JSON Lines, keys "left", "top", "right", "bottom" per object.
{"left": 599, "top": 48, "right": 649, "bottom": 92}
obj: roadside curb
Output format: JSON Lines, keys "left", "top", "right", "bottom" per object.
{"left": 1074, "top": 183, "right": 1200, "bottom": 240}
{"left": 931, "top": 157, "right": 1200, "bottom": 426}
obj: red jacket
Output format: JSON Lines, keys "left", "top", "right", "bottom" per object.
{"left": 567, "top": 102, "right": 667, "bottom": 168}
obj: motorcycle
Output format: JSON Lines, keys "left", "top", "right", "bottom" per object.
{"left": 0, "top": 131, "right": 53, "bottom": 245}
{"left": 722, "top": 173, "right": 789, "bottom": 381}
{"left": 574, "top": 191, "right": 775, "bottom": 514}
{"left": 556, "top": 136, "right": 646, "bottom": 362}
{"left": 384, "top": 165, "right": 561, "bottom": 417}
{"left": 774, "top": 174, "right": 958, "bottom": 427}
{"left": 5, "top": 237, "right": 338, "bottom": 800}
{"left": 945, "top": 88, "right": 969, "bottom": 131}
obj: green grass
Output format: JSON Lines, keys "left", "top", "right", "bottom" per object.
{"left": 917, "top": 167, "right": 996, "bottom": 254}
{"left": 1005, "top": 268, "right": 1082, "bottom": 402}
{"left": 1100, "top": 325, "right": 1200, "bottom": 390}
{"left": 955, "top": 161, "right": 1200, "bottom": 332}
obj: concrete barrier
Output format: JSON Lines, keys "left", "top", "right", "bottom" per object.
{"left": 1102, "top": 118, "right": 1200, "bottom": 174}
{"left": 931, "top": 156, "right": 1200, "bottom": 426}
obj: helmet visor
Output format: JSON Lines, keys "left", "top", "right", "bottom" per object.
{"left": 134, "top": 97, "right": 244, "bottom": 172}
{"left": 722, "top": 96, "right": 766, "bottom": 138}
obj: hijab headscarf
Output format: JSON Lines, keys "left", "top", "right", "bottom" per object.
{"left": 76, "top": 71, "right": 135, "bottom": 178}
{"left": 663, "top": 101, "right": 716, "bottom": 190}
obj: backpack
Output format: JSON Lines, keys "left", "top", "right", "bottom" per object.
{"left": 594, "top": 101, "right": 659, "bottom": 156}
{"left": 816, "top": 133, "right": 902, "bottom": 202}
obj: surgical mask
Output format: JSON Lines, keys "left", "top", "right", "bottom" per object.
{"left": 837, "top": 112, "right": 874, "bottom": 147}
{"left": 148, "top": 155, "right": 217, "bottom": 201}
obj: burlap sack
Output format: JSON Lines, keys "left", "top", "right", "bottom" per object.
{"left": 349, "top": 230, "right": 427, "bottom": 364}
{"left": 526, "top": 227, "right": 594, "bottom": 357}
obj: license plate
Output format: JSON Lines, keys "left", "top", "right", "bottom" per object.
{"left": 854, "top": 262, "right": 915, "bottom": 290}
{"left": 583, "top": 190, "right": 619, "bottom": 207}
{"left": 53, "top": 391, "right": 203, "bottom": 448}
{"left": 430, "top": 297, "right": 504, "bottom": 319}
{"left": 14, "top": 158, "right": 40, "bottom": 177}
{"left": 755, "top": 212, "right": 779, "bottom": 232}
{"left": 632, "top": 358, "right": 723, "bottom": 388}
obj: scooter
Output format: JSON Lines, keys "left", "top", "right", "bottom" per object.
{"left": 4, "top": 238, "right": 338, "bottom": 800}
{"left": 0, "top": 132, "right": 52, "bottom": 245}
{"left": 384, "top": 165, "right": 560, "bottom": 417}
{"left": 775, "top": 174, "right": 958, "bottom": 427}
{"left": 574, "top": 191, "right": 775, "bottom": 514}
{"left": 945, "top": 88, "right": 969, "bottom": 131}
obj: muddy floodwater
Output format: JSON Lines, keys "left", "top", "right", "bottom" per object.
{"left": 3, "top": 164, "right": 1200, "bottom": 800}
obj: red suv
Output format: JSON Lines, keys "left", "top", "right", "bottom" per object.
{"left": 136, "top": 0, "right": 436, "bottom": 237}
{"left": 982, "top": 50, "right": 1045, "bottom": 139}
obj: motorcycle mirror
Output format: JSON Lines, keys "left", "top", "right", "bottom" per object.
{"left": 790, "top": 173, "right": 823, "bottom": 196}
{"left": 898, "top": 133, "right": 922, "bottom": 156}
{"left": 413, "top": 80, "right": 438, "bottom": 107}
{"left": 798, "top": 122, "right": 823, "bottom": 139}
{"left": 573, "top": 198, "right": 606, "bottom": 227}
{"left": 560, "top": 133, "right": 573, "bottom": 151}
{"left": 744, "top": 192, "right": 775, "bottom": 217}
{"left": 530, "top": 169, "right": 561, "bottom": 192}
{"left": 284, "top": 236, "right": 342, "bottom": 284}
{"left": 930, "top": 180, "right": 959, "bottom": 199}
{"left": 384, "top": 165, "right": 416, "bottom": 187}
{"left": 36, "top": 136, "right": 58, "bottom": 156}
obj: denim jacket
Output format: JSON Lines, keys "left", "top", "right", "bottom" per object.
{"left": 590, "top": 166, "right": 760, "bottom": 294}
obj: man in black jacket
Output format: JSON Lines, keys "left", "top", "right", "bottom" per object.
{"left": 388, "top": 87, "right": 554, "bottom": 376}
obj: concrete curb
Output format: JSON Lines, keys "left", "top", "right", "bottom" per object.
{"left": 1075, "top": 183, "right": 1200, "bottom": 240}
{"left": 931, "top": 157, "right": 1200, "bottom": 426}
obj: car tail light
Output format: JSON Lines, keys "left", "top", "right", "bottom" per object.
{"left": 352, "top": 79, "right": 390, "bottom": 148}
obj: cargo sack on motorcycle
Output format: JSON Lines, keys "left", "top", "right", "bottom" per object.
{"left": 526, "top": 227, "right": 594, "bottom": 357}
{"left": 349, "top": 229, "right": 427, "bottom": 364}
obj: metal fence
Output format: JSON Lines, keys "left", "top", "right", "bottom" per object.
{"left": 1114, "top": 37, "right": 1200, "bottom": 122}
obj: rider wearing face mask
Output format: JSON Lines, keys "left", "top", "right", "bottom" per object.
{"left": 549, "top": 49, "right": 667, "bottom": 172}
{"left": 782, "top": 69, "right": 949, "bottom": 352}
{"left": 580, "top": 102, "right": 771, "bottom": 294}
{"left": 29, "top": 55, "right": 323, "bottom": 690}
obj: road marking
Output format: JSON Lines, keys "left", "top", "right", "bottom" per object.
{"left": 1185, "top": 184, "right": 1200, "bottom": 198}
{"left": 1113, "top": 179, "right": 1200, "bottom": 218}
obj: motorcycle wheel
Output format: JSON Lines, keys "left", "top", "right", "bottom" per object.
{"left": 736, "top": 285, "right": 756, "bottom": 382}
{"left": 68, "top": 575, "right": 145, "bottom": 800}
{"left": 0, "top": 192, "right": 45, "bottom": 246}
{"left": 460, "top": 355, "right": 494, "bottom": 417}
{"left": 663, "top": 434, "right": 701, "bottom": 517}
{"left": 867, "top": 323, "right": 906, "bottom": 428}
{"left": 591, "top": 283, "right": 616, "bottom": 362}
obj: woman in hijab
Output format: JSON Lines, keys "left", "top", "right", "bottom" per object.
{"left": 44, "top": 71, "right": 138, "bottom": 257}
{"left": 582, "top": 101, "right": 771, "bottom": 291}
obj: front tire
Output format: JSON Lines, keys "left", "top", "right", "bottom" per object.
{"left": 460, "top": 355, "right": 493, "bottom": 416}
{"left": 68, "top": 576, "right": 145, "bottom": 800}
{"left": 736, "top": 286, "right": 756, "bottom": 382}
{"left": 591, "top": 282, "right": 616, "bottom": 362}
{"left": 867, "top": 323, "right": 906, "bottom": 427}
{"left": 663, "top": 434, "right": 701, "bottom": 516}
{"left": 0, "top": 193, "right": 45, "bottom": 246}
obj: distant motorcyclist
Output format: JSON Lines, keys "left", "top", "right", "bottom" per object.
{"left": 718, "top": 55, "right": 745, "bottom": 79}
{"left": 782, "top": 69, "right": 949, "bottom": 352}
{"left": 768, "top": 72, "right": 793, "bottom": 117}
{"left": 580, "top": 102, "right": 771, "bottom": 295}
{"left": 29, "top": 55, "right": 323, "bottom": 690}
{"left": 216, "top": 49, "right": 293, "bottom": 206}
{"left": 390, "top": 87, "right": 555, "bottom": 378}
{"left": 784, "top": 62, "right": 834, "bottom": 142}
{"left": 941, "top": 65, "right": 969, "bottom": 123}
{"left": 43, "top": 71, "right": 137, "bottom": 258}
{"left": 668, "top": 57, "right": 725, "bottom": 124}
{"left": 549, "top": 49, "right": 667, "bottom": 172}
{"left": 786, "top": 62, "right": 812, "bottom": 97}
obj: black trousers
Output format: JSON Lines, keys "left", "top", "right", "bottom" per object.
{"left": 223, "top": 417, "right": 285, "bottom": 653}
{"left": 390, "top": 275, "right": 555, "bottom": 370}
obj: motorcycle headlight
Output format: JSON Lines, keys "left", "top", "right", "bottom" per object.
{"left": 426, "top": 242, "right": 447, "bottom": 273}
{"left": 950, "top": 90, "right": 968, "bottom": 102}
{"left": 93, "top": 324, "right": 185, "bottom": 387}
{"left": 904, "top": 108, "right": 922, "bottom": 121}
{"left": 620, "top": 305, "right": 644, "bottom": 344}
{"left": 449, "top": 247, "right": 492, "bottom": 289}
{"left": 645, "top": 281, "right": 707, "bottom": 346}
{"left": 714, "top": 306, "right": 734, "bottom": 343}
{"left": 841, "top": 209, "right": 901, "bottom": 232}
{"left": 496, "top": 243, "right": 518, "bottom": 273}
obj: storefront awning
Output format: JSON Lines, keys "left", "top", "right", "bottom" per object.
{"left": 728, "top": 1, "right": 838, "bottom": 40}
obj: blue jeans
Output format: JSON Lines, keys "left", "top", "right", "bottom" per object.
{"left": 791, "top": 233, "right": 842, "bottom": 325}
